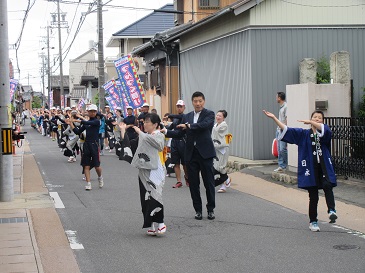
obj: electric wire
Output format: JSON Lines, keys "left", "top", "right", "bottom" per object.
{"left": 62, "top": 0, "right": 80, "bottom": 48}
{"left": 280, "top": 0, "right": 365, "bottom": 8}
{"left": 14, "top": 0, "right": 37, "bottom": 79}
{"left": 58, "top": 0, "right": 214, "bottom": 15}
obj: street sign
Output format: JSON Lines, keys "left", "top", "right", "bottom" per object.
{"left": 1, "top": 128, "right": 12, "bottom": 155}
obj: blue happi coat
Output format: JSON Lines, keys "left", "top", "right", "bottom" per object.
{"left": 278, "top": 124, "right": 337, "bottom": 189}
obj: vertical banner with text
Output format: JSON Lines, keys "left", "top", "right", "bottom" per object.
{"left": 114, "top": 55, "right": 146, "bottom": 109}
{"left": 103, "top": 79, "right": 122, "bottom": 109}
{"left": 49, "top": 91, "right": 53, "bottom": 108}
{"left": 105, "top": 96, "right": 118, "bottom": 114}
{"left": 77, "top": 98, "right": 85, "bottom": 110}
{"left": 9, "top": 79, "right": 18, "bottom": 103}
{"left": 61, "top": 95, "right": 64, "bottom": 109}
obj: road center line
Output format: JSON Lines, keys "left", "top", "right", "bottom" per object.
{"left": 49, "top": 192, "right": 65, "bottom": 208}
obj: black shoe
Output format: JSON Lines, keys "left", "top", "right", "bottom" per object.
{"left": 207, "top": 211, "right": 215, "bottom": 220}
{"left": 195, "top": 212, "right": 203, "bottom": 220}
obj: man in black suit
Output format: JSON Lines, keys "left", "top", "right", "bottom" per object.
{"left": 163, "top": 91, "right": 216, "bottom": 220}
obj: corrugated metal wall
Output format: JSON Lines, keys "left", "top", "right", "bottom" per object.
{"left": 180, "top": 27, "right": 365, "bottom": 159}
{"left": 252, "top": 27, "right": 365, "bottom": 159}
{"left": 180, "top": 31, "right": 255, "bottom": 159}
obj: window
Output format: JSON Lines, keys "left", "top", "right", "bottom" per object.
{"left": 199, "top": 0, "right": 220, "bottom": 9}
{"left": 119, "top": 40, "right": 125, "bottom": 55}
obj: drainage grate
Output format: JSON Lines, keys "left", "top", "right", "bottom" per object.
{"left": 333, "top": 244, "right": 360, "bottom": 250}
{"left": 0, "top": 217, "right": 28, "bottom": 224}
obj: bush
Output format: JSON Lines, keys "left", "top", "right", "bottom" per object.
{"left": 316, "top": 56, "right": 330, "bottom": 84}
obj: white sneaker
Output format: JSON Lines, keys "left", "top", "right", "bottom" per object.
{"left": 85, "top": 182, "right": 92, "bottom": 190}
{"left": 309, "top": 221, "right": 320, "bottom": 232}
{"left": 98, "top": 177, "right": 104, "bottom": 188}
{"left": 68, "top": 156, "right": 75, "bottom": 163}
{"left": 73, "top": 157, "right": 76, "bottom": 162}
{"left": 274, "top": 167, "right": 286, "bottom": 173}
{"left": 105, "top": 146, "right": 110, "bottom": 150}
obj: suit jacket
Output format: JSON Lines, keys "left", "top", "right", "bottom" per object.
{"left": 166, "top": 108, "right": 216, "bottom": 161}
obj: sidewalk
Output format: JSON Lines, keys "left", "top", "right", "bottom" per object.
{"left": 1, "top": 141, "right": 364, "bottom": 273}
{"left": 227, "top": 156, "right": 365, "bottom": 234}
{"left": 0, "top": 141, "right": 80, "bottom": 273}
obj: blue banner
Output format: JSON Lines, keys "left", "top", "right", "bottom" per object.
{"left": 103, "top": 80, "right": 122, "bottom": 109}
{"left": 114, "top": 55, "right": 146, "bottom": 109}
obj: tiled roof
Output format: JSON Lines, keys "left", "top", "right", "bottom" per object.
{"left": 112, "top": 4, "right": 175, "bottom": 37}
{"left": 70, "top": 85, "right": 87, "bottom": 99}
{"left": 84, "top": 61, "right": 98, "bottom": 77}
{"left": 50, "top": 75, "right": 69, "bottom": 88}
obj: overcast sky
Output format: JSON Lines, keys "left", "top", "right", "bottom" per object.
{"left": 7, "top": 0, "right": 171, "bottom": 91}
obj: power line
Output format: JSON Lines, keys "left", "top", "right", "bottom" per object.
{"left": 14, "top": 0, "right": 37, "bottom": 79}
{"left": 280, "top": 0, "right": 365, "bottom": 8}
{"left": 62, "top": 0, "right": 80, "bottom": 48}
{"left": 58, "top": 0, "right": 214, "bottom": 15}
{"left": 52, "top": 6, "right": 90, "bottom": 73}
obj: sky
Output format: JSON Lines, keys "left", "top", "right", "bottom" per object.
{"left": 7, "top": 0, "right": 172, "bottom": 92}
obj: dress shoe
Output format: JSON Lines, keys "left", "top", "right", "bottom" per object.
{"left": 207, "top": 211, "right": 215, "bottom": 220}
{"left": 195, "top": 212, "right": 203, "bottom": 220}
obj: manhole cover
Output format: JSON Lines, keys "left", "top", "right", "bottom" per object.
{"left": 333, "top": 244, "right": 360, "bottom": 250}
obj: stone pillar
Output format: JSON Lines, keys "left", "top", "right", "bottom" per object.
{"left": 299, "top": 58, "right": 317, "bottom": 83}
{"left": 330, "top": 51, "right": 351, "bottom": 84}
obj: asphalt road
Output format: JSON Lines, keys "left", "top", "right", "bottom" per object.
{"left": 25, "top": 125, "right": 365, "bottom": 273}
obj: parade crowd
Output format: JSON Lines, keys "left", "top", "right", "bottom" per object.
{"left": 21, "top": 91, "right": 337, "bottom": 235}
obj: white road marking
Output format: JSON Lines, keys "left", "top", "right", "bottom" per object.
{"left": 49, "top": 192, "right": 65, "bottom": 208}
{"left": 332, "top": 224, "right": 365, "bottom": 240}
{"left": 65, "top": 230, "right": 84, "bottom": 250}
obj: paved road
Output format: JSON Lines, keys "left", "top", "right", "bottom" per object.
{"left": 25, "top": 126, "right": 365, "bottom": 273}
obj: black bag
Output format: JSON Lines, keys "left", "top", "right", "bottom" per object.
{"left": 63, "top": 148, "right": 73, "bottom": 157}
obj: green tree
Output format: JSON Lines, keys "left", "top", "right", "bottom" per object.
{"left": 316, "top": 56, "right": 330, "bottom": 84}
{"left": 32, "top": 96, "right": 42, "bottom": 109}
{"left": 93, "top": 92, "right": 107, "bottom": 108}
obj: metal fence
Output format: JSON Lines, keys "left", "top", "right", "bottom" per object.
{"left": 325, "top": 117, "right": 365, "bottom": 180}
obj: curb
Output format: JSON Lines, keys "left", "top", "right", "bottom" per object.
{"left": 26, "top": 209, "right": 45, "bottom": 273}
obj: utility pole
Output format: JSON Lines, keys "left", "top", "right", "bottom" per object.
{"left": 0, "top": 0, "right": 14, "bottom": 202}
{"left": 57, "top": 0, "right": 64, "bottom": 108}
{"left": 39, "top": 52, "right": 46, "bottom": 107}
{"left": 51, "top": 1, "right": 67, "bottom": 108}
{"left": 97, "top": 0, "right": 105, "bottom": 109}
{"left": 47, "top": 26, "right": 52, "bottom": 108}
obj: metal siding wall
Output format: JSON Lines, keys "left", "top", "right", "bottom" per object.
{"left": 180, "top": 31, "right": 254, "bottom": 158}
{"left": 179, "top": 27, "right": 365, "bottom": 160}
{"left": 252, "top": 27, "right": 365, "bottom": 159}
{"left": 250, "top": 0, "right": 365, "bottom": 25}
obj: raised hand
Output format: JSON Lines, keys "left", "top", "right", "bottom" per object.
{"left": 262, "top": 110, "right": 276, "bottom": 119}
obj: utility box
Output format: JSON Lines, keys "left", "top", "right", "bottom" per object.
{"left": 315, "top": 100, "right": 328, "bottom": 110}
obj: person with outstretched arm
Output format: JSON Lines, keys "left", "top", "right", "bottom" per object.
{"left": 263, "top": 109, "right": 337, "bottom": 232}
